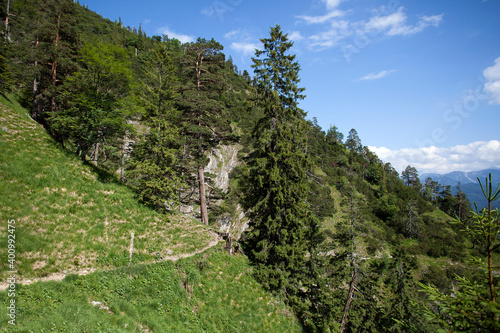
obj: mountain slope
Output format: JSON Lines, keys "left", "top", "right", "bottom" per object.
{"left": 0, "top": 95, "right": 303, "bottom": 330}
{"left": 0, "top": 94, "right": 217, "bottom": 281}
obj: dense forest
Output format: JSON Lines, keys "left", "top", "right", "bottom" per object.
{"left": 1, "top": 0, "right": 499, "bottom": 331}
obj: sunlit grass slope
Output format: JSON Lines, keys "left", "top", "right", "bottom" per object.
{"left": 0, "top": 95, "right": 214, "bottom": 280}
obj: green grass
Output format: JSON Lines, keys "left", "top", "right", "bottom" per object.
{"left": 0, "top": 95, "right": 214, "bottom": 280}
{"left": 0, "top": 248, "right": 302, "bottom": 332}
{"left": 0, "top": 95, "right": 303, "bottom": 331}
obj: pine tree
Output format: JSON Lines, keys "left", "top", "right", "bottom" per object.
{"left": 423, "top": 177, "right": 441, "bottom": 201}
{"left": 346, "top": 128, "right": 362, "bottom": 152}
{"left": 176, "top": 37, "right": 232, "bottom": 225}
{"left": 242, "top": 24, "right": 319, "bottom": 302}
{"left": 402, "top": 165, "right": 421, "bottom": 191}
{"left": 30, "top": 0, "right": 79, "bottom": 123}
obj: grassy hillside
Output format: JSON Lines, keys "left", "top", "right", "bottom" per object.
{"left": 0, "top": 94, "right": 219, "bottom": 281}
{"left": 0, "top": 95, "right": 302, "bottom": 331}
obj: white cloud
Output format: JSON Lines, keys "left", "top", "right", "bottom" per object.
{"left": 224, "top": 29, "right": 249, "bottom": 39}
{"left": 308, "top": 20, "right": 351, "bottom": 49}
{"left": 365, "top": 9, "right": 443, "bottom": 36}
{"left": 288, "top": 31, "right": 305, "bottom": 42}
{"left": 323, "top": 0, "right": 342, "bottom": 10}
{"left": 420, "top": 15, "right": 443, "bottom": 27}
{"left": 230, "top": 42, "right": 259, "bottom": 56}
{"left": 483, "top": 57, "right": 500, "bottom": 104}
{"left": 224, "top": 29, "right": 259, "bottom": 56}
{"left": 156, "top": 27, "right": 194, "bottom": 43}
{"left": 300, "top": 6, "right": 442, "bottom": 51}
{"left": 296, "top": 0, "right": 344, "bottom": 25}
{"left": 224, "top": 30, "right": 239, "bottom": 39}
{"left": 297, "top": 10, "right": 344, "bottom": 24}
{"left": 368, "top": 140, "right": 500, "bottom": 174}
{"left": 365, "top": 10, "right": 407, "bottom": 34}
{"left": 359, "top": 69, "right": 396, "bottom": 81}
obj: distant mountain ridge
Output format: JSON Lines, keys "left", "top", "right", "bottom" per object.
{"left": 421, "top": 168, "right": 500, "bottom": 209}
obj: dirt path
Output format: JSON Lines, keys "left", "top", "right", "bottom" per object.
{"left": 0, "top": 236, "right": 222, "bottom": 291}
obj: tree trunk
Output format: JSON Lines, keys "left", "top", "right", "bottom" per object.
{"left": 31, "top": 60, "right": 38, "bottom": 121}
{"left": 50, "top": 12, "right": 61, "bottom": 113}
{"left": 78, "top": 142, "right": 87, "bottom": 161}
{"left": 195, "top": 53, "right": 208, "bottom": 225}
{"left": 198, "top": 165, "right": 208, "bottom": 225}
{"left": 488, "top": 199, "right": 496, "bottom": 303}
{"left": 120, "top": 137, "right": 127, "bottom": 182}
{"left": 4, "top": 0, "right": 10, "bottom": 41}
{"left": 93, "top": 142, "right": 99, "bottom": 167}
{"left": 340, "top": 188, "right": 358, "bottom": 333}
{"left": 340, "top": 268, "right": 358, "bottom": 333}
{"left": 488, "top": 247, "right": 494, "bottom": 302}
{"left": 31, "top": 17, "right": 40, "bottom": 121}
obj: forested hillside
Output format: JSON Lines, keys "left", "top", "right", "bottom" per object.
{"left": 421, "top": 168, "right": 500, "bottom": 210}
{"left": 1, "top": 1, "right": 499, "bottom": 331}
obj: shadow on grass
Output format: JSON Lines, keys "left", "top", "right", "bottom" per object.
{"left": 0, "top": 91, "right": 12, "bottom": 102}
{"left": 43, "top": 135, "right": 125, "bottom": 186}
{"left": 85, "top": 160, "right": 124, "bottom": 185}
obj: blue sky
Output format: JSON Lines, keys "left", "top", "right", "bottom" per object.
{"left": 81, "top": 0, "right": 500, "bottom": 174}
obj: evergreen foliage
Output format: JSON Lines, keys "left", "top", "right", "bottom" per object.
{"left": 176, "top": 37, "right": 234, "bottom": 224}
{"left": 401, "top": 165, "right": 422, "bottom": 191}
{"left": 346, "top": 128, "right": 362, "bottom": 152}
{"left": 1, "top": 2, "right": 495, "bottom": 330}
{"left": 325, "top": 124, "right": 344, "bottom": 145}
{"left": 241, "top": 24, "right": 321, "bottom": 326}
{"left": 416, "top": 174, "right": 500, "bottom": 332}
{"left": 129, "top": 39, "right": 182, "bottom": 211}
{"left": 29, "top": 0, "right": 80, "bottom": 122}
{"left": 177, "top": 37, "right": 229, "bottom": 159}
{"left": 0, "top": 42, "right": 10, "bottom": 91}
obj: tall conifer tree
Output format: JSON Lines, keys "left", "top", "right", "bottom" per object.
{"left": 31, "top": 0, "right": 79, "bottom": 122}
{"left": 176, "top": 38, "right": 232, "bottom": 225}
{"left": 242, "top": 25, "right": 319, "bottom": 298}
{"left": 129, "top": 40, "right": 182, "bottom": 211}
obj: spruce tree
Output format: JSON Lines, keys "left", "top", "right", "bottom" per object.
{"left": 129, "top": 39, "right": 182, "bottom": 211}
{"left": 242, "top": 25, "right": 319, "bottom": 300}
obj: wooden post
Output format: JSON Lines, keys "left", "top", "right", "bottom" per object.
{"left": 129, "top": 233, "right": 134, "bottom": 265}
